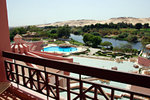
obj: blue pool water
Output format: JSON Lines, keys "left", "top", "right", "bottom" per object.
{"left": 43, "top": 46, "right": 77, "bottom": 52}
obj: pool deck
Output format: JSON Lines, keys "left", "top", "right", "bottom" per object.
{"left": 43, "top": 44, "right": 57, "bottom": 48}
{"left": 74, "top": 55, "right": 114, "bottom": 61}
{"left": 68, "top": 56, "right": 143, "bottom": 100}
{"left": 43, "top": 44, "right": 139, "bottom": 64}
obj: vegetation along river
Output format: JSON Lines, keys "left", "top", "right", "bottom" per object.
{"left": 70, "top": 34, "right": 142, "bottom": 50}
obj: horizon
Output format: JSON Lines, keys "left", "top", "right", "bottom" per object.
{"left": 9, "top": 17, "right": 149, "bottom": 28}
{"left": 7, "top": 0, "right": 150, "bottom": 27}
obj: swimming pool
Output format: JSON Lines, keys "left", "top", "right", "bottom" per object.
{"left": 43, "top": 46, "right": 77, "bottom": 52}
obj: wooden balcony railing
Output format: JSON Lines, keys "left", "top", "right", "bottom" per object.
{"left": 2, "top": 51, "right": 150, "bottom": 100}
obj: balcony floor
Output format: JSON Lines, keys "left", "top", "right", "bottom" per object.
{"left": 0, "top": 89, "right": 21, "bottom": 100}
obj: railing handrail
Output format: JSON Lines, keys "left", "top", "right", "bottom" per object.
{"left": 2, "top": 51, "right": 150, "bottom": 89}
{"left": 5, "top": 60, "right": 150, "bottom": 98}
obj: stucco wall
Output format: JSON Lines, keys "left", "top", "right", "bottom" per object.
{"left": 138, "top": 56, "right": 150, "bottom": 67}
{"left": 0, "top": 0, "right": 11, "bottom": 82}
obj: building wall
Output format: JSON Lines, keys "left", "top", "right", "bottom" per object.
{"left": 138, "top": 56, "right": 150, "bottom": 67}
{"left": 30, "top": 51, "right": 73, "bottom": 62}
{"left": 27, "top": 41, "right": 43, "bottom": 51}
{"left": 0, "top": 0, "right": 11, "bottom": 82}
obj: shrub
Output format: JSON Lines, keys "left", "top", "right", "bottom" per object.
{"left": 124, "top": 55, "right": 132, "bottom": 58}
{"left": 31, "top": 38, "right": 41, "bottom": 41}
{"left": 120, "top": 57, "right": 125, "bottom": 59}
{"left": 112, "top": 55, "right": 116, "bottom": 58}
{"left": 87, "top": 48, "right": 90, "bottom": 52}
{"left": 102, "top": 47, "right": 107, "bottom": 50}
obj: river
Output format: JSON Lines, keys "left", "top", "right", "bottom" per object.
{"left": 70, "top": 34, "right": 142, "bottom": 50}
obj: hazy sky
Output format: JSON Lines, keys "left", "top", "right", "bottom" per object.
{"left": 7, "top": 0, "right": 150, "bottom": 27}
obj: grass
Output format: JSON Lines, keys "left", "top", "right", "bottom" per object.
{"left": 48, "top": 40, "right": 65, "bottom": 44}
{"left": 69, "top": 39, "right": 84, "bottom": 46}
{"left": 94, "top": 54, "right": 110, "bottom": 58}
{"left": 119, "top": 28, "right": 137, "bottom": 31}
{"left": 47, "top": 38, "right": 84, "bottom": 46}
{"left": 95, "top": 50, "right": 138, "bottom": 59}
{"left": 43, "top": 38, "right": 51, "bottom": 41}
{"left": 140, "top": 28, "right": 150, "bottom": 32}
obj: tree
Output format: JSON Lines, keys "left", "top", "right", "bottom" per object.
{"left": 50, "top": 29, "right": 57, "bottom": 34}
{"left": 118, "top": 32, "right": 128, "bottom": 38}
{"left": 26, "top": 26, "right": 41, "bottom": 32}
{"left": 74, "top": 31, "right": 81, "bottom": 35}
{"left": 113, "top": 46, "right": 120, "bottom": 52}
{"left": 82, "top": 25, "right": 90, "bottom": 32}
{"left": 83, "top": 33, "right": 102, "bottom": 47}
{"left": 47, "top": 29, "right": 58, "bottom": 38}
{"left": 17, "top": 27, "right": 26, "bottom": 34}
{"left": 9, "top": 32, "right": 15, "bottom": 41}
{"left": 141, "top": 36, "right": 150, "bottom": 48}
{"left": 143, "top": 23, "right": 149, "bottom": 28}
{"left": 109, "top": 22, "right": 117, "bottom": 29}
{"left": 11, "top": 28, "right": 20, "bottom": 35}
{"left": 95, "top": 23, "right": 101, "bottom": 29}
{"left": 135, "top": 23, "right": 142, "bottom": 30}
{"left": 39, "top": 31, "right": 49, "bottom": 37}
{"left": 9, "top": 27, "right": 27, "bottom": 41}
{"left": 83, "top": 33, "right": 93, "bottom": 46}
{"left": 92, "top": 36, "right": 102, "bottom": 47}
{"left": 48, "top": 33, "right": 58, "bottom": 38}
{"left": 101, "top": 41, "right": 112, "bottom": 48}
{"left": 72, "top": 28, "right": 82, "bottom": 35}
{"left": 57, "top": 25, "right": 71, "bottom": 39}
{"left": 117, "top": 22, "right": 128, "bottom": 28}
{"left": 91, "top": 32, "right": 101, "bottom": 36}
{"left": 127, "top": 35, "right": 138, "bottom": 42}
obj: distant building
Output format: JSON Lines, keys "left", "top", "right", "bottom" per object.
{"left": 22, "top": 31, "right": 41, "bottom": 41}
{"left": 138, "top": 44, "right": 150, "bottom": 67}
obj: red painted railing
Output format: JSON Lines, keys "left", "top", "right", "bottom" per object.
{"left": 2, "top": 51, "right": 150, "bottom": 100}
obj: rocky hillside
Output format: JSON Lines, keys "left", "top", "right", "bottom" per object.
{"left": 37, "top": 17, "right": 150, "bottom": 27}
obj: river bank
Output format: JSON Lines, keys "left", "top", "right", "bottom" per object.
{"left": 70, "top": 34, "right": 143, "bottom": 50}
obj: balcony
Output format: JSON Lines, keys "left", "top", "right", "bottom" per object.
{"left": 1, "top": 51, "right": 150, "bottom": 100}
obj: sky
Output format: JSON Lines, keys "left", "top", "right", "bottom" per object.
{"left": 7, "top": 0, "right": 150, "bottom": 27}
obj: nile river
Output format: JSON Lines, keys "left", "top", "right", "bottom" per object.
{"left": 70, "top": 34, "right": 142, "bottom": 50}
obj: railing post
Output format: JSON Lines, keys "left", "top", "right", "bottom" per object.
{"left": 21, "top": 66, "right": 26, "bottom": 86}
{"left": 130, "top": 93, "right": 134, "bottom": 100}
{"left": 29, "top": 68, "right": 35, "bottom": 89}
{"left": 37, "top": 70, "right": 41, "bottom": 92}
{"left": 10, "top": 63, "right": 14, "bottom": 81}
{"left": 15, "top": 64, "right": 19, "bottom": 84}
{"left": 4, "top": 61, "right": 9, "bottom": 80}
{"left": 67, "top": 78, "right": 71, "bottom": 100}
{"left": 111, "top": 89, "right": 114, "bottom": 100}
{"left": 55, "top": 75, "right": 60, "bottom": 100}
{"left": 94, "top": 87, "right": 98, "bottom": 100}
{"left": 45, "top": 72, "right": 49, "bottom": 100}
{"left": 79, "top": 74, "right": 83, "bottom": 100}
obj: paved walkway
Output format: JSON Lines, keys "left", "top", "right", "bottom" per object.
{"left": 88, "top": 48, "right": 100, "bottom": 55}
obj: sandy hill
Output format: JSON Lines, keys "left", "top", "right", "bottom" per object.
{"left": 37, "top": 17, "right": 150, "bottom": 27}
